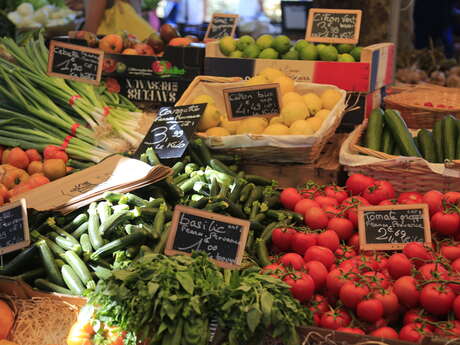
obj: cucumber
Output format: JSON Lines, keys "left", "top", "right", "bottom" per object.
{"left": 417, "top": 129, "right": 437, "bottom": 163}
{"left": 34, "top": 278, "right": 73, "bottom": 295}
{"left": 90, "top": 231, "right": 148, "bottom": 260}
{"left": 36, "top": 240, "right": 64, "bottom": 286}
{"left": 61, "top": 265, "right": 85, "bottom": 295}
{"left": 443, "top": 115, "right": 457, "bottom": 160}
{"left": 365, "top": 108, "right": 384, "bottom": 150}
{"left": 0, "top": 244, "right": 37, "bottom": 276}
{"left": 381, "top": 128, "right": 394, "bottom": 154}
{"left": 63, "top": 251, "right": 93, "bottom": 285}
{"left": 383, "top": 109, "right": 421, "bottom": 157}
{"left": 433, "top": 119, "right": 444, "bottom": 163}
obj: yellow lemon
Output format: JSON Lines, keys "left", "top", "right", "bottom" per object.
{"left": 220, "top": 115, "right": 240, "bottom": 134}
{"left": 281, "top": 101, "right": 309, "bottom": 126}
{"left": 269, "top": 116, "right": 283, "bottom": 125}
{"left": 305, "top": 116, "right": 324, "bottom": 132}
{"left": 316, "top": 109, "right": 330, "bottom": 120}
{"left": 246, "top": 75, "right": 269, "bottom": 86}
{"left": 288, "top": 120, "right": 314, "bottom": 135}
{"left": 259, "top": 67, "right": 285, "bottom": 82}
{"left": 198, "top": 104, "right": 221, "bottom": 131}
{"left": 192, "top": 94, "right": 215, "bottom": 105}
{"left": 321, "top": 89, "right": 342, "bottom": 110}
{"left": 206, "top": 127, "right": 231, "bottom": 136}
{"left": 236, "top": 117, "right": 268, "bottom": 134}
{"left": 263, "top": 123, "right": 290, "bottom": 135}
{"left": 282, "top": 92, "right": 304, "bottom": 106}
{"left": 302, "top": 92, "right": 322, "bottom": 115}
{"left": 273, "top": 75, "right": 295, "bottom": 95}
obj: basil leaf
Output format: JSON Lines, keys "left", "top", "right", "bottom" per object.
{"left": 176, "top": 271, "right": 194, "bottom": 295}
{"left": 246, "top": 307, "right": 262, "bottom": 333}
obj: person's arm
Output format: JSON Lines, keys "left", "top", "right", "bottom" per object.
{"left": 258, "top": 0, "right": 265, "bottom": 14}
{"left": 83, "top": 0, "right": 107, "bottom": 33}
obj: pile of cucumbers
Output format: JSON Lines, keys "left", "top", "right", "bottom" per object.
{"left": 364, "top": 108, "right": 460, "bottom": 163}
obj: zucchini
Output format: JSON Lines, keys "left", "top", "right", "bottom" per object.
{"left": 61, "top": 265, "right": 85, "bottom": 295}
{"left": 381, "top": 128, "right": 394, "bottom": 154}
{"left": 80, "top": 233, "right": 93, "bottom": 254}
{"left": 383, "top": 109, "right": 421, "bottom": 157}
{"left": 47, "top": 220, "right": 80, "bottom": 246}
{"left": 91, "top": 231, "right": 148, "bottom": 260}
{"left": 456, "top": 135, "right": 460, "bottom": 160}
{"left": 88, "top": 202, "right": 104, "bottom": 250}
{"left": 36, "top": 240, "right": 64, "bottom": 286}
{"left": 229, "top": 178, "right": 248, "bottom": 203}
{"left": 97, "top": 202, "right": 112, "bottom": 224}
{"left": 99, "top": 209, "right": 131, "bottom": 235}
{"left": 417, "top": 129, "right": 437, "bottom": 163}
{"left": 63, "top": 251, "right": 93, "bottom": 285}
{"left": 63, "top": 213, "right": 88, "bottom": 232}
{"left": 443, "top": 115, "right": 457, "bottom": 160}
{"left": 15, "top": 267, "right": 45, "bottom": 282}
{"left": 0, "top": 244, "right": 38, "bottom": 276}
{"left": 433, "top": 119, "right": 444, "bottom": 163}
{"left": 146, "top": 147, "right": 160, "bottom": 166}
{"left": 365, "top": 108, "right": 384, "bottom": 150}
{"left": 53, "top": 235, "right": 82, "bottom": 254}
{"left": 34, "top": 278, "right": 73, "bottom": 295}
{"left": 70, "top": 221, "right": 89, "bottom": 240}
{"left": 171, "top": 161, "right": 185, "bottom": 176}
{"left": 209, "top": 159, "right": 237, "bottom": 177}
{"left": 244, "top": 174, "right": 273, "bottom": 186}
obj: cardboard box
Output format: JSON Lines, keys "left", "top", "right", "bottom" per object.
{"left": 204, "top": 42, "right": 394, "bottom": 93}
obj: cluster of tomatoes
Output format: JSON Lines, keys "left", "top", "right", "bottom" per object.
{"left": 261, "top": 174, "right": 460, "bottom": 342}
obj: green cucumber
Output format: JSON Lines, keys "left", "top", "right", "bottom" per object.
{"left": 417, "top": 129, "right": 437, "bottom": 163}
{"left": 381, "top": 128, "right": 394, "bottom": 154}
{"left": 433, "top": 119, "right": 444, "bottom": 163}
{"left": 365, "top": 108, "right": 384, "bottom": 150}
{"left": 383, "top": 109, "right": 421, "bottom": 157}
{"left": 443, "top": 115, "right": 457, "bottom": 160}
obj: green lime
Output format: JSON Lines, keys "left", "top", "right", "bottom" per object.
{"left": 259, "top": 47, "right": 279, "bottom": 59}
{"left": 351, "top": 46, "right": 363, "bottom": 61}
{"left": 316, "top": 43, "right": 328, "bottom": 54}
{"left": 237, "top": 35, "right": 255, "bottom": 51}
{"left": 337, "top": 53, "right": 355, "bottom": 62}
{"left": 229, "top": 50, "right": 244, "bottom": 58}
{"left": 256, "top": 34, "right": 274, "bottom": 50}
{"left": 116, "top": 62, "right": 127, "bottom": 73}
{"left": 243, "top": 44, "right": 261, "bottom": 58}
{"left": 299, "top": 44, "right": 318, "bottom": 60}
{"left": 295, "top": 39, "right": 310, "bottom": 52}
{"left": 282, "top": 49, "right": 299, "bottom": 60}
{"left": 337, "top": 44, "right": 354, "bottom": 54}
{"left": 272, "top": 35, "right": 291, "bottom": 54}
{"left": 319, "top": 45, "right": 338, "bottom": 61}
{"left": 219, "top": 36, "right": 237, "bottom": 56}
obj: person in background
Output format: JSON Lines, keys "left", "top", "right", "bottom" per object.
{"left": 176, "top": 0, "right": 207, "bottom": 36}
{"left": 238, "top": 0, "right": 265, "bottom": 21}
{"left": 163, "top": 0, "right": 179, "bottom": 26}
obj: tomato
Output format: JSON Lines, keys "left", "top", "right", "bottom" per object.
{"left": 417, "top": 263, "right": 449, "bottom": 281}
{"left": 444, "top": 191, "right": 460, "bottom": 204}
{"left": 341, "top": 196, "right": 370, "bottom": 208}
{"left": 370, "top": 327, "right": 399, "bottom": 339}
{"left": 339, "top": 282, "right": 369, "bottom": 309}
{"left": 420, "top": 283, "right": 455, "bottom": 316}
{"left": 294, "top": 198, "right": 320, "bottom": 215}
{"left": 399, "top": 323, "right": 431, "bottom": 343}
{"left": 398, "top": 192, "right": 424, "bottom": 205}
{"left": 362, "top": 180, "right": 395, "bottom": 205}
{"left": 304, "top": 261, "right": 328, "bottom": 291}
{"left": 336, "top": 327, "right": 365, "bottom": 335}
{"left": 431, "top": 211, "right": 460, "bottom": 236}
{"left": 423, "top": 190, "right": 443, "bottom": 215}
{"left": 334, "top": 245, "right": 356, "bottom": 260}
{"left": 66, "top": 321, "right": 94, "bottom": 345}
{"left": 434, "top": 321, "right": 460, "bottom": 339}
{"left": 279, "top": 253, "right": 304, "bottom": 270}
{"left": 314, "top": 196, "right": 339, "bottom": 209}
{"left": 327, "top": 217, "right": 354, "bottom": 241}
{"left": 271, "top": 227, "right": 296, "bottom": 251}
{"left": 105, "top": 326, "right": 125, "bottom": 345}
{"left": 280, "top": 187, "right": 302, "bottom": 210}
{"left": 324, "top": 185, "right": 348, "bottom": 203}
{"left": 317, "top": 230, "right": 340, "bottom": 252}
{"left": 320, "top": 309, "right": 351, "bottom": 330}
{"left": 291, "top": 232, "right": 317, "bottom": 255}
{"left": 378, "top": 199, "right": 397, "bottom": 206}
{"left": 362, "top": 271, "right": 390, "bottom": 289}
{"left": 453, "top": 258, "right": 460, "bottom": 272}
{"left": 283, "top": 272, "right": 315, "bottom": 302}
{"left": 299, "top": 185, "right": 322, "bottom": 199}
{"left": 373, "top": 290, "right": 399, "bottom": 316}
{"left": 260, "top": 263, "right": 285, "bottom": 278}
{"left": 448, "top": 273, "right": 460, "bottom": 295}
{"left": 402, "top": 242, "right": 433, "bottom": 267}
{"left": 355, "top": 255, "right": 380, "bottom": 272}
{"left": 323, "top": 205, "right": 342, "bottom": 219}
{"left": 356, "top": 299, "right": 384, "bottom": 323}
{"left": 309, "top": 294, "right": 329, "bottom": 314}
{"left": 403, "top": 308, "right": 437, "bottom": 329}
{"left": 326, "top": 269, "right": 349, "bottom": 296}
{"left": 345, "top": 174, "right": 375, "bottom": 195}
{"left": 394, "top": 276, "right": 420, "bottom": 308}
{"left": 441, "top": 245, "right": 460, "bottom": 261}
{"left": 347, "top": 233, "right": 360, "bottom": 252}
{"left": 304, "top": 207, "right": 329, "bottom": 229}
{"left": 304, "top": 246, "right": 335, "bottom": 269}
{"left": 453, "top": 295, "right": 460, "bottom": 320}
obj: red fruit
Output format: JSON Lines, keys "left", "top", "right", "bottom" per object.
{"left": 403, "top": 242, "right": 433, "bottom": 267}
{"left": 417, "top": 263, "right": 449, "bottom": 281}
{"left": 441, "top": 245, "right": 460, "bottom": 261}
{"left": 25, "top": 149, "right": 42, "bottom": 162}
{"left": 400, "top": 323, "right": 431, "bottom": 343}
{"left": 317, "top": 230, "right": 340, "bottom": 252}
{"left": 304, "top": 207, "right": 329, "bottom": 229}
{"left": 420, "top": 283, "right": 455, "bottom": 316}
{"left": 323, "top": 205, "right": 342, "bottom": 219}
{"left": 431, "top": 211, "right": 460, "bottom": 236}
{"left": 370, "top": 327, "right": 399, "bottom": 340}
{"left": 324, "top": 185, "right": 348, "bottom": 203}
{"left": 314, "top": 196, "right": 339, "bottom": 209}
{"left": 339, "top": 282, "right": 369, "bottom": 309}
{"left": 347, "top": 233, "right": 360, "bottom": 252}
{"left": 271, "top": 227, "right": 296, "bottom": 251}
{"left": 291, "top": 232, "right": 317, "bottom": 255}
{"left": 398, "top": 192, "right": 423, "bottom": 205}
{"left": 279, "top": 252, "right": 304, "bottom": 270}
{"left": 334, "top": 245, "right": 356, "bottom": 260}
{"left": 327, "top": 217, "right": 354, "bottom": 241}
{"left": 434, "top": 321, "right": 460, "bottom": 338}
{"left": 424, "top": 102, "right": 433, "bottom": 107}
{"left": 308, "top": 294, "right": 329, "bottom": 316}
{"left": 423, "top": 190, "right": 443, "bottom": 215}
{"left": 453, "top": 295, "right": 460, "bottom": 320}
{"left": 294, "top": 198, "right": 320, "bottom": 215}
{"left": 453, "top": 258, "right": 460, "bottom": 272}
{"left": 362, "top": 271, "right": 390, "bottom": 289}
{"left": 336, "top": 327, "right": 365, "bottom": 335}
{"left": 326, "top": 269, "right": 349, "bottom": 296}
{"left": 260, "top": 263, "right": 285, "bottom": 278}
{"left": 304, "top": 246, "right": 335, "bottom": 269}
{"left": 7, "top": 147, "right": 29, "bottom": 169}
{"left": 362, "top": 180, "right": 395, "bottom": 205}
{"left": 394, "top": 276, "right": 419, "bottom": 308}
{"left": 444, "top": 191, "right": 460, "bottom": 204}
{"left": 280, "top": 187, "right": 302, "bottom": 210}
{"left": 356, "top": 299, "right": 384, "bottom": 323}
{"left": 345, "top": 174, "right": 375, "bottom": 195}
{"left": 379, "top": 199, "right": 396, "bottom": 206}
{"left": 283, "top": 272, "right": 315, "bottom": 302}
{"left": 304, "top": 261, "right": 328, "bottom": 291}
{"left": 299, "top": 186, "right": 322, "bottom": 199}
{"left": 373, "top": 290, "right": 399, "bottom": 316}
{"left": 341, "top": 196, "right": 371, "bottom": 208}
{"left": 320, "top": 309, "right": 351, "bottom": 330}
{"left": 403, "top": 308, "right": 437, "bottom": 327}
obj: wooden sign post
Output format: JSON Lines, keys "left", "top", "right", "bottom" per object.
{"left": 204, "top": 13, "right": 239, "bottom": 41}
{"left": 358, "top": 204, "right": 431, "bottom": 251}
{"left": 223, "top": 83, "right": 281, "bottom": 121}
{"left": 306, "top": 8, "right": 362, "bottom": 44}
{"left": 165, "top": 205, "right": 250, "bottom": 268}
{"left": 48, "top": 40, "right": 104, "bottom": 85}
{"left": 0, "top": 199, "right": 30, "bottom": 255}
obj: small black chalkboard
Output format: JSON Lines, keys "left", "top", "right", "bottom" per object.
{"left": 204, "top": 13, "right": 239, "bottom": 41}
{"left": 306, "top": 8, "right": 362, "bottom": 44}
{"left": 0, "top": 199, "right": 30, "bottom": 255}
{"left": 135, "top": 103, "right": 206, "bottom": 160}
{"left": 223, "top": 83, "right": 281, "bottom": 120}
{"left": 165, "top": 205, "right": 250, "bottom": 268}
{"left": 47, "top": 40, "right": 104, "bottom": 85}
{"left": 358, "top": 204, "right": 431, "bottom": 251}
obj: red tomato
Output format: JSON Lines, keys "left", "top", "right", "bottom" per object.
{"left": 315, "top": 196, "right": 339, "bottom": 209}
{"left": 280, "top": 187, "right": 302, "bottom": 210}
{"left": 403, "top": 308, "right": 437, "bottom": 328}
{"left": 399, "top": 323, "right": 431, "bottom": 343}
{"left": 373, "top": 290, "right": 399, "bottom": 316}
{"left": 394, "top": 276, "right": 420, "bottom": 308}
{"left": 453, "top": 258, "right": 460, "bottom": 272}
{"left": 444, "top": 191, "right": 460, "bottom": 204}
{"left": 309, "top": 294, "right": 329, "bottom": 315}
{"left": 326, "top": 269, "right": 349, "bottom": 296}
{"left": 299, "top": 185, "right": 322, "bottom": 199}
{"left": 324, "top": 185, "right": 348, "bottom": 203}
{"left": 323, "top": 205, "right": 342, "bottom": 219}
{"left": 345, "top": 174, "right": 375, "bottom": 195}
{"left": 291, "top": 232, "right": 317, "bottom": 255}
{"left": 441, "top": 245, "right": 460, "bottom": 261}
{"left": 271, "top": 227, "right": 296, "bottom": 251}
{"left": 423, "top": 190, "right": 443, "bottom": 215}
{"left": 304, "top": 246, "right": 335, "bottom": 269}
{"left": 304, "top": 261, "right": 328, "bottom": 291}
{"left": 434, "top": 321, "right": 460, "bottom": 339}
{"left": 398, "top": 192, "right": 424, "bottom": 205}
{"left": 335, "top": 245, "right": 356, "bottom": 260}
{"left": 453, "top": 295, "right": 460, "bottom": 320}
{"left": 417, "top": 263, "right": 449, "bottom": 281}
{"left": 327, "top": 217, "right": 354, "bottom": 241}
{"left": 362, "top": 271, "right": 390, "bottom": 289}
{"left": 320, "top": 309, "right": 351, "bottom": 330}
{"left": 336, "top": 327, "right": 365, "bottom": 335}
{"left": 403, "top": 242, "right": 433, "bottom": 267}
{"left": 356, "top": 299, "right": 384, "bottom": 323}
{"left": 317, "top": 230, "right": 340, "bottom": 252}
{"left": 379, "top": 199, "right": 397, "bottom": 206}
{"left": 431, "top": 211, "right": 460, "bottom": 236}
{"left": 347, "top": 233, "right": 360, "bottom": 252}
{"left": 304, "top": 207, "right": 329, "bottom": 229}
{"left": 260, "top": 263, "right": 285, "bottom": 278}
{"left": 341, "top": 196, "right": 371, "bottom": 208}
{"left": 280, "top": 253, "right": 304, "bottom": 270}
{"left": 283, "top": 272, "right": 315, "bottom": 302}
{"left": 420, "top": 283, "right": 455, "bottom": 316}
{"left": 294, "top": 198, "right": 320, "bottom": 215}
{"left": 362, "top": 180, "right": 395, "bottom": 205}
{"left": 339, "top": 282, "right": 369, "bottom": 309}
{"left": 370, "top": 327, "right": 399, "bottom": 340}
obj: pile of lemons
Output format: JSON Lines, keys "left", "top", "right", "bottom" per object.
{"left": 192, "top": 68, "right": 342, "bottom": 137}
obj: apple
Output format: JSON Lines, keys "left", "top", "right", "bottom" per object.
{"left": 134, "top": 43, "right": 154, "bottom": 56}
{"left": 99, "top": 34, "right": 123, "bottom": 54}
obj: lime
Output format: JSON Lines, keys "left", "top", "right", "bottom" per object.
{"left": 282, "top": 49, "right": 299, "bottom": 60}
{"left": 256, "top": 34, "right": 274, "bottom": 50}
{"left": 219, "top": 36, "right": 237, "bottom": 56}
{"left": 237, "top": 35, "right": 255, "bottom": 51}
{"left": 337, "top": 53, "right": 355, "bottom": 62}
{"left": 206, "top": 127, "right": 230, "bottom": 136}
{"left": 337, "top": 44, "right": 354, "bottom": 54}
{"left": 263, "top": 123, "right": 290, "bottom": 135}
{"left": 316, "top": 44, "right": 328, "bottom": 54}
{"left": 229, "top": 50, "right": 244, "bottom": 58}
{"left": 299, "top": 44, "right": 318, "bottom": 60}
{"left": 259, "top": 48, "right": 279, "bottom": 59}
{"left": 351, "top": 46, "right": 363, "bottom": 61}
{"left": 272, "top": 35, "right": 291, "bottom": 54}
{"left": 295, "top": 40, "right": 310, "bottom": 52}
{"left": 259, "top": 67, "right": 285, "bottom": 82}
{"left": 243, "top": 44, "right": 261, "bottom": 58}
{"left": 281, "top": 101, "right": 309, "bottom": 126}
{"left": 319, "top": 45, "right": 338, "bottom": 61}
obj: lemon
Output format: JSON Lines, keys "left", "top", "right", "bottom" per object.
{"left": 236, "top": 117, "right": 268, "bottom": 134}
{"left": 263, "top": 123, "right": 289, "bottom": 135}
{"left": 282, "top": 92, "right": 304, "bottom": 106}
{"left": 281, "top": 101, "right": 309, "bottom": 126}
{"left": 302, "top": 93, "right": 322, "bottom": 115}
{"left": 259, "top": 67, "right": 285, "bottom": 82}
{"left": 193, "top": 94, "right": 215, "bottom": 105}
{"left": 206, "top": 127, "right": 230, "bottom": 136}
{"left": 246, "top": 75, "right": 269, "bottom": 86}
{"left": 316, "top": 109, "right": 330, "bottom": 120}
{"left": 269, "top": 116, "right": 283, "bottom": 125}
{"left": 273, "top": 75, "right": 295, "bottom": 95}
{"left": 305, "top": 116, "right": 323, "bottom": 132}
{"left": 321, "top": 89, "right": 342, "bottom": 110}
{"left": 220, "top": 115, "right": 240, "bottom": 134}
{"left": 198, "top": 104, "right": 221, "bottom": 131}
{"left": 288, "top": 120, "right": 314, "bottom": 135}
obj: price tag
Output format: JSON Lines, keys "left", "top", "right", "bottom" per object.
{"left": 223, "top": 83, "right": 281, "bottom": 120}
{"left": 306, "top": 8, "right": 362, "bottom": 44}
{"left": 165, "top": 205, "right": 250, "bottom": 268}
{"left": 0, "top": 199, "right": 30, "bottom": 255}
{"left": 135, "top": 104, "right": 206, "bottom": 160}
{"left": 204, "top": 13, "right": 239, "bottom": 41}
{"left": 47, "top": 40, "right": 104, "bottom": 85}
{"left": 358, "top": 204, "right": 431, "bottom": 251}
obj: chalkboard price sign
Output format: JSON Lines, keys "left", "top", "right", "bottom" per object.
{"left": 204, "top": 13, "right": 239, "bottom": 41}
{"left": 165, "top": 205, "right": 250, "bottom": 268}
{"left": 358, "top": 204, "right": 431, "bottom": 251}
{"left": 0, "top": 199, "right": 30, "bottom": 255}
{"left": 47, "top": 40, "right": 104, "bottom": 85}
{"left": 306, "top": 9, "right": 362, "bottom": 44}
{"left": 223, "top": 83, "right": 281, "bottom": 120}
{"left": 135, "top": 103, "right": 206, "bottom": 160}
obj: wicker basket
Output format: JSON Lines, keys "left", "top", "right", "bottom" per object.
{"left": 384, "top": 85, "right": 460, "bottom": 129}
{"left": 176, "top": 76, "right": 347, "bottom": 164}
